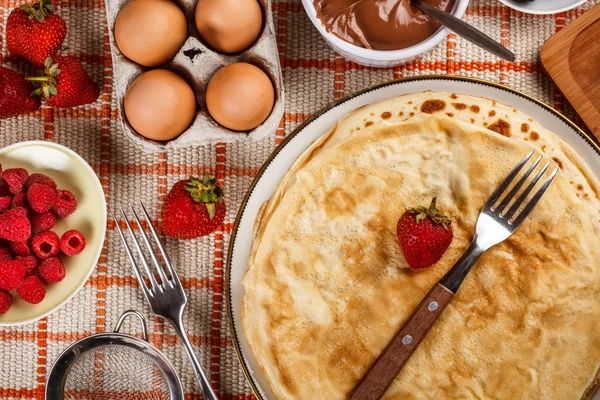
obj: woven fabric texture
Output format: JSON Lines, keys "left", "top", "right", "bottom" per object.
{"left": 0, "top": 0, "right": 599, "bottom": 398}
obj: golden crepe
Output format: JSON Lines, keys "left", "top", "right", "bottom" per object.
{"left": 242, "top": 92, "right": 600, "bottom": 399}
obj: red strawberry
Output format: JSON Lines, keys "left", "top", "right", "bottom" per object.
{"left": 6, "top": 0, "right": 67, "bottom": 67}
{"left": 162, "top": 175, "right": 226, "bottom": 239}
{"left": 397, "top": 197, "right": 453, "bottom": 270}
{"left": 29, "top": 56, "right": 99, "bottom": 108}
{"left": 0, "top": 67, "right": 41, "bottom": 119}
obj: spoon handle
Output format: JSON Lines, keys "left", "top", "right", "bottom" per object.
{"left": 413, "top": 0, "right": 516, "bottom": 61}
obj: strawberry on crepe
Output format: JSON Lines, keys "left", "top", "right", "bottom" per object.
{"left": 397, "top": 197, "right": 453, "bottom": 270}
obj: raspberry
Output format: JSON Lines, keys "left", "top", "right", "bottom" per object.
{"left": 27, "top": 184, "right": 55, "bottom": 213}
{"left": 0, "top": 289, "right": 12, "bottom": 315}
{"left": 30, "top": 211, "right": 56, "bottom": 231}
{"left": 2, "top": 168, "right": 28, "bottom": 194}
{"left": 59, "top": 230, "right": 86, "bottom": 256}
{"left": 0, "top": 196, "right": 11, "bottom": 213}
{"left": 0, "top": 181, "right": 9, "bottom": 197}
{"left": 31, "top": 231, "right": 59, "bottom": 259}
{"left": 26, "top": 173, "right": 57, "bottom": 191}
{"left": 0, "top": 243, "right": 12, "bottom": 261}
{"left": 38, "top": 257, "right": 65, "bottom": 283}
{"left": 17, "top": 276, "right": 46, "bottom": 304}
{"left": 53, "top": 190, "right": 77, "bottom": 218}
{"left": 10, "top": 192, "right": 27, "bottom": 210}
{"left": 10, "top": 240, "right": 30, "bottom": 257}
{"left": 0, "top": 260, "right": 25, "bottom": 290}
{"left": 0, "top": 208, "right": 31, "bottom": 241}
{"left": 15, "top": 256, "right": 37, "bottom": 276}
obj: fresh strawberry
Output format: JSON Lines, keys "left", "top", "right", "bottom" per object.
{"left": 162, "top": 175, "right": 226, "bottom": 239}
{"left": 0, "top": 67, "right": 41, "bottom": 119}
{"left": 29, "top": 56, "right": 99, "bottom": 108}
{"left": 6, "top": 0, "right": 67, "bottom": 67}
{"left": 397, "top": 197, "right": 453, "bottom": 270}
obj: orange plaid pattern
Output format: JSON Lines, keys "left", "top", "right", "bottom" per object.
{"left": 0, "top": 0, "right": 597, "bottom": 398}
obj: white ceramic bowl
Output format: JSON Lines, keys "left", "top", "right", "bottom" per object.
{"left": 301, "top": 0, "right": 470, "bottom": 67}
{"left": 498, "top": 0, "right": 587, "bottom": 14}
{"left": 0, "top": 141, "right": 107, "bottom": 326}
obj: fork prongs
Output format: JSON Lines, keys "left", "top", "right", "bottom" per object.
{"left": 485, "top": 150, "right": 534, "bottom": 209}
{"left": 129, "top": 205, "right": 170, "bottom": 285}
{"left": 115, "top": 204, "right": 179, "bottom": 291}
{"left": 509, "top": 164, "right": 558, "bottom": 226}
{"left": 486, "top": 151, "right": 559, "bottom": 226}
{"left": 121, "top": 208, "right": 158, "bottom": 287}
{"left": 113, "top": 211, "right": 152, "bottom": 297}
{"left": 139, "top": 202, "right": 180, "bottom": 282}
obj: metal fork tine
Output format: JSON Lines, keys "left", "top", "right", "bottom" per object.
{"left": 130, "top": 205, "right": 170, "bottom": 286}
{"left": 485, "top": 150, "right": 534, "bottom": 209}
{"left": 511, "top": 167, "right": 559, "bottom": 227}
{"left": 504, "top": 161, "right": 551, "bottom": 220}
{"left": 496, "top": 155, "right": 542, "bottom": 213}
{"left": 139, "top": 202, "right": 180, "bottom": 282}
{"left": 113, "top": 212, "right": 152, "bottom": 298}
{"left": 120, "top": 207, "right": 160, "bottom": 289}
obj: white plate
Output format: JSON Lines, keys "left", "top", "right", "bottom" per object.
{"left": 498, "top": 0, "right": 588, "bottom": 15}
{"left": 0, "top": 141, "right": 107, "bottom": 326}
{"left": 226, "top": 76, "right": 600, "bottom": 400}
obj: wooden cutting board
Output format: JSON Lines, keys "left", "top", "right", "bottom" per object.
{"left": 541, "top": 3, "right": 600, "bottom": 137}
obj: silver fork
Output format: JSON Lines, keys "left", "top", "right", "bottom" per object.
{"left": 351, "top": 150, "right": 559, "bottom": 400}
{"left": 114, "top": 203, "right": 218, "bottom": 400}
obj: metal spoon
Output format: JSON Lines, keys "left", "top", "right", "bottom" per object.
{"left": 412, "top": 0, "right": 516, "bottom": 61}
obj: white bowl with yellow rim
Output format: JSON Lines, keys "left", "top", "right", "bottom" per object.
{"left": 0, "top": 141, "right": 106, "bottom": 326}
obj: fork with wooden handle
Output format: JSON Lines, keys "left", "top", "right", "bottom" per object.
{"left": 350, "top": 151, "right": 558, "bottom": 400}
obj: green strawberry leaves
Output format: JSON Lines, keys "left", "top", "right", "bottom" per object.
{"left": 184, "top": 175, "right": 225, "bottom": 220}
{"left": 407, "top": 197, "right": 451, "bottom": 229}
{"left": 21, "top": 0, "right": 56, "bottom": 23}
{"left": 28, "top": 57, "right": 60, "bottom": 99}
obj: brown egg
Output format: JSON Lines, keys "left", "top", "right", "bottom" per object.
{"left": 124, "top": 70, "right": 196, "bottom": 141}
{"left": 206, "top": 63, "right": 274, "bottom": 131}
{"left": 195, "top": 0, "right": 263, "bottom": 54}
{"left": 115, "top": 0, "right": 187, "bottom": 67}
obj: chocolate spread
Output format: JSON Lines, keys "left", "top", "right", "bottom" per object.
{"left": 313, "top": 0, "right": 456, "bottom": 50}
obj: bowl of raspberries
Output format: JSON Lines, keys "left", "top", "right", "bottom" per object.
{"left": 0, "top": 141, "right": 106, "bottom": 326}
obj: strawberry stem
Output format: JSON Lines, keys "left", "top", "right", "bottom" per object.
{"left": 407, "top": 197, "right": 451, "bottom": 229}
{"left": 183, "top": 175, "right": 225, "bottom": 220}
{"left": 27, "top": 57, "right": 60, "bottom": 99}
{"left": 21, "top": 0, "right": 56, "bottom": 23}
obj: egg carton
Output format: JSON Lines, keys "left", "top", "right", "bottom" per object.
{"left": 105, "top": 0, "right": 284, "bottom": 152}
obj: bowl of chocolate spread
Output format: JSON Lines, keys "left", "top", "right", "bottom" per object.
{"left": 303, "top": 0, "right": 469, "bottom": 67}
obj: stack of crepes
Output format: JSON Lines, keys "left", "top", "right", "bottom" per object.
{"left": 242, "top": 92, "right": 600, "bottom": 400}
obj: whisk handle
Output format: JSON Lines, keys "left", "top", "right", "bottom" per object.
{"left": 170, "top": 317, "right": 219, "bottom": 400}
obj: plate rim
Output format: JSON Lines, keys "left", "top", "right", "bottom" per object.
{"left": 0, "top": 140, "right": 108, "bottom": 327}
{"left": 225, "top": 75, "right": 600, "bottom": 399}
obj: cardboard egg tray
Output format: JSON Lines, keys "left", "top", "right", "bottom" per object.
{"left": 105, "top": 0, "right": 284, "bottom": 152}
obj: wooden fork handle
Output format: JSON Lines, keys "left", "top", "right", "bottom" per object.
{"left": 349, "top": 283, "right": 454, "bottom": 400}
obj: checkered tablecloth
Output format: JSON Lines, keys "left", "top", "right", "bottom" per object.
{"left": 0, "top": 0, "right": 598, "bottom": 398}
